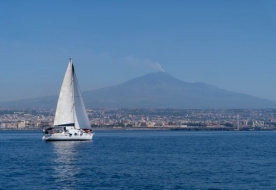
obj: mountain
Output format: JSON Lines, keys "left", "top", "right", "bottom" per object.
{"left": 81, "top": 72, "right": 276, "bottom": 108}
{"left": 1, "top": 72, "right": 276, "bottom": 109}
{"left": 0, "top": 95, "right": 58, "bottom": 109}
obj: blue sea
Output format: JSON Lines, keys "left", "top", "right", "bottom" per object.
{"left": 1, "top": 130, "right": 276, "bottom": 190}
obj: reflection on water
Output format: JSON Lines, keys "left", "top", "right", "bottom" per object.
{"left": 51, "top": 141, "right": 90, "bottom": 189}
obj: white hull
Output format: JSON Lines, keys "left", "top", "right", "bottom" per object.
{"left": 42, "top": 130, "right": 93, "bottom": 141}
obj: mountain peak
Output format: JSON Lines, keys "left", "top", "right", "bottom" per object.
{"left": 121, "top": 71, "right": 184, "bottom": 87}
{"left": 2, "top": 71, "right": 276, "bottom": 109}
{"left": 81, "top": 72, "right": 276, "bottom": 108}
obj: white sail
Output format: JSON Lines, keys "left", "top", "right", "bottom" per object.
{"left": 54, "top": 59, "right": 74, "bottom": 126}
{"left": 43, "top": 58, "right": 93, "bottom": 141}
{"left": 72, "top": 65, "right": 91, "bottom": 129}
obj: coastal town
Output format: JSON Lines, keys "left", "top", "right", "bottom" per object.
{"left": 1, "top": 108, "right": 276, "bottom": 131}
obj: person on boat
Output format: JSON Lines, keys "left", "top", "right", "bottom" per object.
{"left": 85, "top": 129, "right": 90, "bottom": 133}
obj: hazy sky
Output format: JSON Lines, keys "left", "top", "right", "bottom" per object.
{"left": 0, "top": 0, "right": 275, "bottom": 101}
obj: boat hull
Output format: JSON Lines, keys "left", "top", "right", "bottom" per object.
{"left": 42, "top": 132, "right": 93, "bottom": 141}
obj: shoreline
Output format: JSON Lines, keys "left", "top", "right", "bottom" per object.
{"left": 1, "top": 127, "right": 275, "bottom": 131}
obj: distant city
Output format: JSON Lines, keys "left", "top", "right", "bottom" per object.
{"left": 1, "top": 108, "right": 276, "bottom": 131}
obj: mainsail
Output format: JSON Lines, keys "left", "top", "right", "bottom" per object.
{"left": 54, "top": 59, "right": 90, "bottom": 129}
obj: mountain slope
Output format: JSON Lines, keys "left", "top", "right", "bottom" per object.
{"left": 1, "top": 72, "right": 276, "bottom": 109}
{"left": 0, "top": 95, "right": 58, "bottom": 109}
{"left": 82, "top": 72, "right": 276, "bottom": 108}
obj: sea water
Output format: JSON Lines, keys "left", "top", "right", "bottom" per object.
{"left": 1, "top": 130, "right": 276, "bottom": 189}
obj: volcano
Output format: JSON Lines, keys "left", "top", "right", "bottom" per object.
{"left": 1, "top": 72, "right": 276, "bottom": 109}
{"left": 82, "top": 72, "right": 276, "bottom": 108}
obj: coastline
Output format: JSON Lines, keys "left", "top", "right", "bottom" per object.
{"left": 1, "top": 127, "right": 275, "bottom": 131}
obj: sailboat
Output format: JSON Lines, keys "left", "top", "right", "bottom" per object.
{"left": 42, "top": 58, "right": 94, "bottom": 141}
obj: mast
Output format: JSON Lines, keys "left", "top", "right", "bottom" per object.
{"left": 71, "top": 58, "right": 76, "bottom": 128}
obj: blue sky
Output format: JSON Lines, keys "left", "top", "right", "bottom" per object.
{"left": 0, "top": 0, "right": 275, "bottom": 101}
